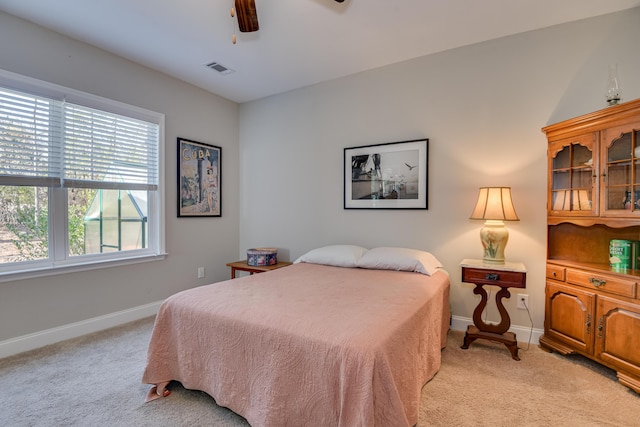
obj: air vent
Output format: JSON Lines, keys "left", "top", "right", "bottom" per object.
{"left": 205, "top": 61, "right": 234, "bottom": 75}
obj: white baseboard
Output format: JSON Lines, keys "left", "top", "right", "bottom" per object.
{"left": 451, "top": 315, "right": 543, "bottom": 345}
{"left": 0, "top": 301, "right": 163, "bottom": 358}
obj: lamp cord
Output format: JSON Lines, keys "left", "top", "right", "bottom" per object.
{"left": 482, "top": 288, "right": 534, "bottom": 352}
{"left": 518, "top": 298, "right": 534, "bottom": 351}
{"left": 483, "top": 287, "right": 492, "bottom": 323}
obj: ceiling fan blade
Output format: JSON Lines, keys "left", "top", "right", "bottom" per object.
{"left": 235, "top": 0, "right": 259, "bottom": 33}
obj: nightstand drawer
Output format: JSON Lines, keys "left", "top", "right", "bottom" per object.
{"left": 546, "top": 264, "right": 566, "bottom": 281}
{"left": 566, "top": 269, "right": 636, "bottom": 298}
{"left": 462, "top": 267, "right": 526, "bottom": 288}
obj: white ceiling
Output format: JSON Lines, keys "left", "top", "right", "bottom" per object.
{"left": 1, "top": 0, "right": 639, "bottom": 103}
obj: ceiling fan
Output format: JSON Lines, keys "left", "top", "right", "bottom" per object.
{"left": 234, "top": 0, "right": 345, "bottom": 33}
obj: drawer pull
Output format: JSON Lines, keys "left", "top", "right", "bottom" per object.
{"left": 485, "top": 273, "right": 499, "bottom": 281}
{"left": 552, "top": 271, "right": 557, "bottom": 277}
{"left": 589, "top": 277, "right": 606, "bottom": 287}
{"left": 586, "top": 313, "right": 591, "bottom": 335}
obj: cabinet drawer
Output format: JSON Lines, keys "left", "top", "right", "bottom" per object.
{"left": 462, "top": 267, "right": 526, "bottom": 288}
{"left": 566, "top": 269, "right": 636, "bottom": 298}
{"left": 546, "top": 264, "right": 566, "bottom": 281}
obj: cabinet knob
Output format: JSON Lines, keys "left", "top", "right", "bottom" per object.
{"left": 598, "top": 317, "right": 604, "bottom": 338}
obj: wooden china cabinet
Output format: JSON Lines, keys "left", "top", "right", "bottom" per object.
{"left": 541, "top": 98, "right": 640, "bottom": 394}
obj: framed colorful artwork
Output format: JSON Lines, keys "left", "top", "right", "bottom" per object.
{"left": 178, "top": 137, "right": 221, "bottom": 217}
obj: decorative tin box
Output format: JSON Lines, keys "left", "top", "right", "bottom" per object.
{"left": 247, "top": 247, "right": 278, "bottom": 266}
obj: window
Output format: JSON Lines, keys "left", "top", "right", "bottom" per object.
{"left": 0, "top": 70, "right": 165, "bottom": 281}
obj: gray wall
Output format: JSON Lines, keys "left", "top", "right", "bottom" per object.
{"left": 238, "top": 8, "right": 640, "bottom": 333}
{"left": 1, "top": 7, "right": 639, "bottom": 351}
{"left": 0, "top": 12, "right": 240, "bottom": 344}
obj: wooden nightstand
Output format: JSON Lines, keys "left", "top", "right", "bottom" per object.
{"left": 459, "top": 258, "right": 527, "bottom": 360}
{"left": 226, "top": 260, "right": 292, "bottom": 279}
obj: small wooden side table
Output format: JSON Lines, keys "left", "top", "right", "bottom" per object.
{"left": 459, "top": 258, "right": 527, "bottom": 360}
{"left": 226, "top": 260, "right": 292, "bottom": 279}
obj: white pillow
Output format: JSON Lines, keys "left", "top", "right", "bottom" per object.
{"left": 357, "top": 247, "right": 443, "bottom": 275}
{"left": 294, "top": 245, "right": 368, "bottom": 268}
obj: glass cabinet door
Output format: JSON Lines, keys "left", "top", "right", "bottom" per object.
{"left": 549, "top": 136, "right": 596, "bottom": 216}
{"left": 602, "top": 129, "right": 640, "bottom": 217}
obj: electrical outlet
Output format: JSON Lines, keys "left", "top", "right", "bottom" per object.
{"left": 197, "top": 267, "right": 205, "bottom": 278}
{"left": 517, "top": 294, "right": 528, "bottom": 310}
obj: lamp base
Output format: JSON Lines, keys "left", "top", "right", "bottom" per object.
{"left": 480, "top": 220, "right": 509, "bottom": 264}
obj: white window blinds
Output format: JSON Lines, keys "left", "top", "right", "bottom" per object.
{"left": 0, "top": 87, "right": 63, "bottom": 187}
{"left": 0, "top": 87, "right": 159, "bottom": 190}
{"left": 63, "top": 103, "right": 159, "bottom": 190}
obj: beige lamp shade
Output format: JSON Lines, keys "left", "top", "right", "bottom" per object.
{"left": 470, "top": 187, "right": 519, "bottom": 264}
{"left": 470, "top": 187, "right": 519, "bottom": 221}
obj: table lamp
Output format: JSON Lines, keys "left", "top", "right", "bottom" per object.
{"left": 470, "top": 187, "right": 519, "bottom": 264}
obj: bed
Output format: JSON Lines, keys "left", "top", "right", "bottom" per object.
{"left": 143, "top": 246, "right": 450, "bottom": 426}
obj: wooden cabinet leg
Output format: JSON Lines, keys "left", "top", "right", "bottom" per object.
{"left": 461, "top": 330, "right": 477, "bottom": 350}
{"left": 506, "top": 341, "right": 520, "bottom": 361}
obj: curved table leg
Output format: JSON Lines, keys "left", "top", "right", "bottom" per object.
{"left": 461, "top": 283, "right": 520, "bottom": 360}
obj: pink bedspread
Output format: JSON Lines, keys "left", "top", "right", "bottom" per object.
{"left": 143, "top": 263, "right": 450, "bottom": 426}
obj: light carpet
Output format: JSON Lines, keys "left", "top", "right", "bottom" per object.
{"left": 0, "top": 317, "right": 638, "bottom": 426}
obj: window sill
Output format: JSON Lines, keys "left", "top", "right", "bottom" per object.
{"left": 0, "top": 253, "right": 168, "bottom": 283}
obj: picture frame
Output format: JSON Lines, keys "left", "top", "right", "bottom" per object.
{"left": 178, "top": 137, "right": 221, "bottom": 217}
{"left": 344, "top": 138, "right": 428, "bottom": 209}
